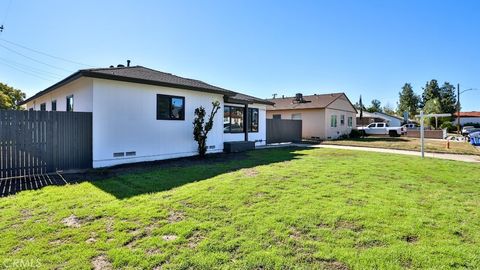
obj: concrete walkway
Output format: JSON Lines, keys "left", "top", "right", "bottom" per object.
{"left": 260, "top": 143, "right": 480, "bottom": 163}
{"left": 310, "top": 144, "right": 480, "bottom": 163}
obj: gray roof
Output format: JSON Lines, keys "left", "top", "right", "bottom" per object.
{"left": 265, "top": 93, "right": 354, "bottom": 111}
{"left": 21, "top": 66, "right": 270, "bottom": 105}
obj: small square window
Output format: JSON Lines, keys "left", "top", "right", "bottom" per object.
{"left": 40, "top": 103, "right": 46, "bottom": 111}
{"left": 156, "top": 94, "right": 185, "bottom": 120}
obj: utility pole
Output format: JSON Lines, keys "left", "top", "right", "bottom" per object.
{"left": 457, "top": 83, "right": 460, "bottom": 134}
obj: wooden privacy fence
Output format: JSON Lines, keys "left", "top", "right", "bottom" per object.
{"left": 0, "top": 110, "right": 92, "bottom": 179}
{"left": 266, "top": 119, "right": 302, "bottom": 144}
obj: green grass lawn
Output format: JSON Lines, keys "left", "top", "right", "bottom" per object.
{"left": 322, "top": 136, "right": 480, "bottom": 156}
{"left": 1, "top": 148, "right": 480, "bottom": 269}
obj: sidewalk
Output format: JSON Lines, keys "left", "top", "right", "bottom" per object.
{"left": 309, "top": 144, "right": 480, "bottom": 163}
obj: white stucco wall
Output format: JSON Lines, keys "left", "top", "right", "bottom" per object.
{"left": 24, "top": 78, "right": 93, "bottom": 112}
{"left": 223, "top": 102, "right": 267, "bottom": 146}
{"left": 91, "top": 79, "right": 226, "bottom": 168}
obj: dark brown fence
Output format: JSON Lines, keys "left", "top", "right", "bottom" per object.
{"left": 266, "top": 119, "right": 302, "bottom": 144}
{"left": 0, "top": 110, "right": 92, "bottom": 179}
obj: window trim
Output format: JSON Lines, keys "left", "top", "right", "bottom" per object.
{"left": 331, "top": 115, "right": 337, "bottom": 128}
{"left": 347, "top": 116, "right": 353, "bottom": 127}
{"left": 340, "top": 114, "right": 345, "bottom": 126}
{"left": 66, "top": 95, "right": 74, "bottom": 112}
{"left": 40, "top": 103, "right": 46, "bottom": 111}
{"left": 156, "top": 94, "right": 185, "bottom": 121}
{"left": 51, "top": 100, "right": 57, "bottom": 111}
{"left": 247, "top": 108, "right": 259, "bottom": 133}
{"left": 224, "top": 105, "right": 245, "bottom": 133}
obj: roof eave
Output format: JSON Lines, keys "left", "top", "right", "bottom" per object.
{"left": 82, "top": 71, "right": 236, "bottom": 96}
{"left": 19, "top": 71, "right": 84, "bottom": 105}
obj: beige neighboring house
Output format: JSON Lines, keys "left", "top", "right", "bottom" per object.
{"left": 266, "top": 93, "right": 357, "bottom": 140}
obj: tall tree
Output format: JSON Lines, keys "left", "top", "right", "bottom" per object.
{"left": 366, "top": 99, "right": 382, "bottom": 113}
{"left": 0, "top": 82, "right": 26, "bottom": 110}
{"left": 423, "top": 98, "right": 442, "bottom": 128}
{"left": 396, "top": 83, "right": 419, "bottom": 118}
{"left": 421, "top": 79, "right": 441, "bottom": 107}
{"left": 354, "top": 95, "right": 365, "bottom": 118}
{"left": 439, "top": 82, "right": 457, "bottom": 114}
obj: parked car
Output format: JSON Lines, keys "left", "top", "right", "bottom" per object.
{"left": 357, "top": 122, "right": 403, "bottom": 137}
{"left": 468, "top": 131, "right": 480, "bottom": 146}
{"left": 402, "top": 123, "right": 417, "bottom": 129}
{"left": 401, "top": 123, "right": 417, "bottom": 135}
{"left": 462, "top": 126, "right": 476, "bottom": 136}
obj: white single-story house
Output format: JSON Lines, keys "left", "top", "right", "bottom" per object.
{"left": 356, "top": 111, "right": 403, "bottom": 127}
{"left": 453, "top": 111, "right": 480, "bottom": 126}
{"left": 265, "top": 93, "right": 357, "bottom": 140}
{"left": 20, "top": 65, "right": 273, "bottom": 168}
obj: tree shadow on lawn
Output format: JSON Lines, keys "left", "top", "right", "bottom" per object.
{"left": 88, "top": 147, "right": 308, "bottom": 199}
{"left": 0, "top": 147, "right": 308, "bottom": 198}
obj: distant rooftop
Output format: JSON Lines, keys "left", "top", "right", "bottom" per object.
{"left": 454, "top": 111, "right": 480, "bottom": 117}
{"left": 265, "top": 93, "right": 350, "bottom": 110}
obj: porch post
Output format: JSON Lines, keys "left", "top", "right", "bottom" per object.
{"left": 244, "top": 104, "right": 249, "bottom": 141}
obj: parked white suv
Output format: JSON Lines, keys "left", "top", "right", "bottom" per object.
{"left": 357, "top": 122, "right": 403, "bottom": 137}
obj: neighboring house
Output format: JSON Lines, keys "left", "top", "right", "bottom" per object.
{"left": 356, "top": 111, "right": 403, "bottom": 127}
{"left": 21, "top": 65, "right": 272, "bottom": 168}
{"left": 453, "top": 111, "right": 480, "bottom": 126}
{"left": 265, "top": 93, "right": 356, "bottom": 140}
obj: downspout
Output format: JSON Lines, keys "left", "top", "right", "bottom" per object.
{"left": 244, "top": 104, "right": 249, "bottom": 141}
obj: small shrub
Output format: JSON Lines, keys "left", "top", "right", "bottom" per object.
{"left": 440, "top": 122, "right": 457, "bottom": 133}
{"left": 349, "top": 129, "right": 362, "bottom": 139}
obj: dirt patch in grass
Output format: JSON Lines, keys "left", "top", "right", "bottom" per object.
{"left": 146, "top": 248, "right": 162, "bottom": 255}
{"left": 318, "top": 259, "right": 349, "bottom": 270}
{"left": 105, "top": 217, "right": 114, "bottom": 233}
{"left": 162, "top": 235, "right": 178, "bottom": 241}
{"left": 243, "top": 168, "right": 259, "bottom": 177}
{"left": 334, "top": 220, "right": 363, "bottom": 232}
{"left": 289, "top": 227, "right": 302, "bottom": 240}
{"left": 356, "top": 239, "right": 385, "bottom": 249}
{"left": 402, "top": 235, "right": 419, "bottom": 243}
{"left": 62, "top": 214, "right": 82, "bottom": 228}
{"left": 167, "top": 211, "right": 185, "bottom": 223}
{"left": 346, "top": 198, "right": 366, "bottom": 206}
{"left": 187, "top": 231, "right": 205, "bottom": 248}
{"left": 92, "top": 255, "right": 112, "bottom": 270}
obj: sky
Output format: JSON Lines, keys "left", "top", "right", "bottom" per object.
{"left": 1, "top": 0, "right": 479, "bottom": 111}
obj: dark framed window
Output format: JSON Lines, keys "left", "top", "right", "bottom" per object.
{"left": 224, "top": 106, "right": 259, "bottom": 133}
{"left": 156, "top": 94, "right": 185, "bottom": 120}
{"left": 248, "top": 108, "right": 259, "bottom": 132}
{"left": 51, "top": 100, "right": 57, "bottom": 111}
{"left": 272, "top": 114, "right": 281, "bottom": 119}
{"left": 66, "top": 95, "right": 74, "bottom": 112}
{"left": 40, "top": 103, "right": 46, "bottom": 111}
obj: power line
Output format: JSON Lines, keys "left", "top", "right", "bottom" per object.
{"left": 0, "top": 43, "right": 74, "bottom": 73}
{"left": 0, "top": 38, "right": 94, "bottom": 67}
{"left": 0, "top": 57, "right": 64, "bottom": 79}
{"left": 0, "top": 60, "right": 56, "bottom": 81}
